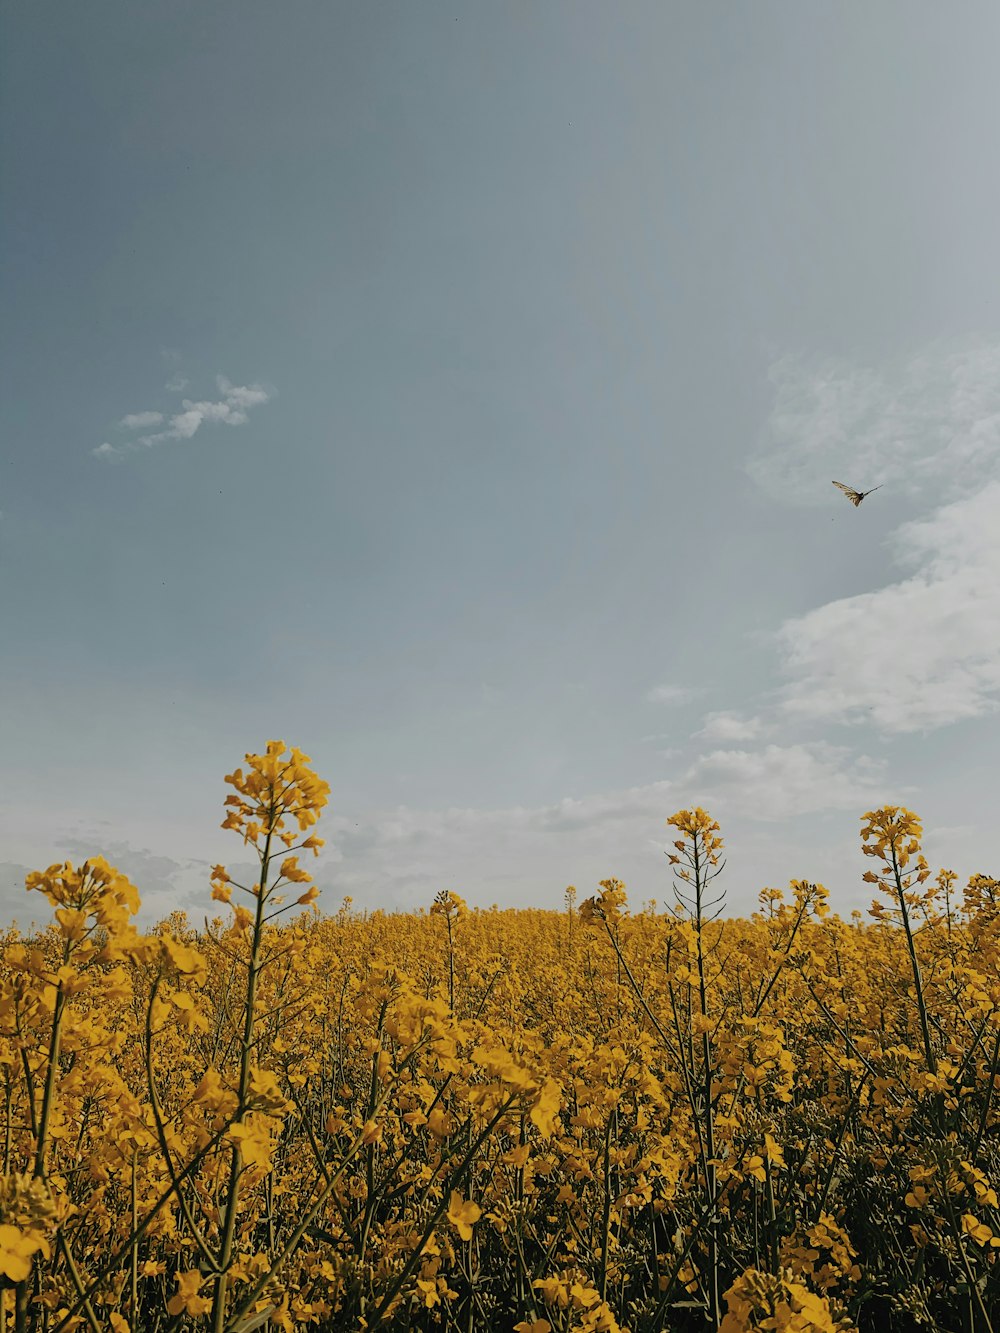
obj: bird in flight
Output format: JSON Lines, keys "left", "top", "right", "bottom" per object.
{"left": 832, "top": 481, "right": 882, "bottom": 507}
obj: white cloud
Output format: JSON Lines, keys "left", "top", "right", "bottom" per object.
{"left": 776, "top": 482, "right": 1000, "bottom": 733}
{"left": 313, "top": 780, "right": 679, "bottom": 910}
{"left": 217, "top": 376, "right": 269, "bottom": 412}
{"left": 94, "top": 375, "right": 272, "bottom": 459}
{"left": 528, "top": 781, "right": 675, "bottom": 833}
{"left": 165, "top": 373, "right": 189, "bottom": 393}
{"left": 308, "top": 741, "right": 892, "bottom": 910}
{"left": 647, "top": 683, "right": 700, "bottom": 706}
{"left": 119, "top": 411, "right": 164, "bottom": 429}
{"left": 749, "top": 341, "right": 1000, "bottom": 507}
{"left": 695, "top": 711, "right": 763, "bottom": 742}
{"left": 680, "top": 742, "right": 892, "bottom": 821}
{"left": 746, "top": 341, "right": 1000, "bottom": 737}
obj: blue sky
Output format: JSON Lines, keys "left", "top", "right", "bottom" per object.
{"left": 2, "top": 2, "right": 999, "bottom": 927}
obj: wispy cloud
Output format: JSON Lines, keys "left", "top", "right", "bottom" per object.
{"left": 95, "top": 375, "right": 272, "bottom": 459}
{"left": 681, "top": 742, "right": 892, "bottom": 821}
{"left": 775, "top": 481, "right": 1000, "bottom": 733}
{"left": 312, "top": 782, "right": 677, "bottom": 911}
{"left": 527, "top": 781, "right": 675, "bottom": 834}
{"left": 748, "top": 341, "right": 1000, "bottom": 507}
{"left": 647, "top": 683, "right": 701, "bottom": 706}
{"left": 695, "top": 711, "right": 763, "bottom": 742}
{"left": 306, "top": 739, "right": 890, "bottom": 910}
{"left": 119, "top": 410, "right": 164, "bottom": 430}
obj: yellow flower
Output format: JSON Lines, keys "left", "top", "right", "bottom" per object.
{"left": 431, "top": 890, "right": 467, "bottom": 920}
{"left": 447, "top": 1191, "right": 482, "bottom": 1241}
{"left": 166, "top": 1269, "right": 212, "bottom": 1317}
{"left": 228, "top": 1118, "right": 277, "bottom": 1172}
{"left": 961, "top": 1213, "right": 998, "bottom": 1246}
{"left": 416, "top": 1277, "right": 440, "bottom": 1308}
{"left": 246, "top": 1068, "right": 293, "bottom": 1116}
{"left": 170, "top": 990, "right": 208, "bottom": 1033}
{"left": 0, "top": 1223, "right": 49, "bottom": 1282}
{"left": 232, "top": 903, "right": 254, "bottom": 931}
{"left": 746, "top": 1155, "right": 766, "bottom": 1184}
{"left": 279, "top": 855, "right": 312, "bottom": 884}
{"left": 763, "top": 1133, "right": 785, "bottom": 1167}
{"left": 529, "top": 1080, "right": 562, "bottom": 1137}
{"left": 158, "top": 935, "right": 207, "bottom": 984}
{"left": 533, "top": 1276, "right": 569, "bottom": 1307}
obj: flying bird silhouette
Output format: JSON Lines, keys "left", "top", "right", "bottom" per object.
{"left": 832, "top": 481, "right": 882, "bottom": 507}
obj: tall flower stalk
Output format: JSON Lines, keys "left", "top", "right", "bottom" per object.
{"left": 666, "top": 808, "right": 727, "bottom": 1329}
{"left": 207, "top": 741, "right": 330, "bottom": 1332}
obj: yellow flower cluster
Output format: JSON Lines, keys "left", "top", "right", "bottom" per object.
{"left": 2, "top": 754, "right": 999, "bottom": 1333}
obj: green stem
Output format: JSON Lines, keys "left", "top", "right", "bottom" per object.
{"left": 33, "top": 941, "right": 71, "bottom": 1179}
{"left": 212, "top": 826, "right": 274, "bottom": 1333}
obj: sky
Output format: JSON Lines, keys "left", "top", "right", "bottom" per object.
{"left": 2, "top": 2, "right": 999, "bottom": 929}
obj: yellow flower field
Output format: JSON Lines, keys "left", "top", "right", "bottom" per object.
{"left": 2, "top": 743, "right": 998, "bottom": 1332}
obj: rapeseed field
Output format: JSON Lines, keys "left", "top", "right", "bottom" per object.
{"left": 2, "top": 743, "right": 997, "bottom": 1332}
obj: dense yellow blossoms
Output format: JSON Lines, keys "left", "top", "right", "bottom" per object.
{"left": 1, "top": 748, "right": 998, "bottom": 1332}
